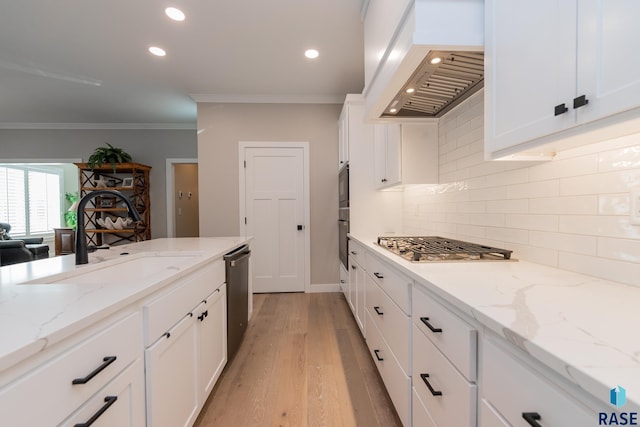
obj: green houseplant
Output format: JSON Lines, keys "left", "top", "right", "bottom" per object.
{"left": 87, "top": 143, "right": 132, "bottom": 171}
{"left": 64, "top": 192, "right": 79, "bottom": 230}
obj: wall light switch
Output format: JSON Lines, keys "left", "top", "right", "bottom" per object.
{"left": 631, "top": 188, "right": 640, "bottom": 226}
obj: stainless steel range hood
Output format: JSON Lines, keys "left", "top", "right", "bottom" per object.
{"left": 363, "top": 0, "right": 484, "bottom": 121}
{"left": 382, "top": 50, "right": 484, "bottom": 118}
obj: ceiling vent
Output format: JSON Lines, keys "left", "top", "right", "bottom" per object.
{"left": 382, "top": 51, "right": 484, "bottom": 118}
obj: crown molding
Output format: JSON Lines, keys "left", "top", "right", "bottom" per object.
{"left": 189, "top": 93, "right": 344, "bottom": 104}
{"left": 0, "top": 122, "right": 196, "bottom": 130}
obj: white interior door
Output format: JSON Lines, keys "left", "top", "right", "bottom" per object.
{"left": 242, "top": 145, "right": 307, "bottom": 293}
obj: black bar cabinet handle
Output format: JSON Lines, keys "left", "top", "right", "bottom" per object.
{"left": 420, "top": 373, "right": 442, "bottom": 396}
{"left": 74, "top": 396, "right": 118, "bottom": 427}
{"left": 373, "top": 349, "right": 384, "bottom": 361}
{"left": 522, "top": 412, "right": 542, "bottom": 427}
{"left": 350, "top": 251, "right": 358, "bottom": 255}
{"left": 420, "top": 317, "right": 443, "bottom": 333}
{"left": 554, "top": 103, "right": 568, "bottom": 116}
{"left": 573, "top": 95, "right": 589, "bottom": 109}
{"left": 374, "top": 306, "right": 384, "bottom": 316}
{"left": 373, "top": 272, "right": 384, "bottom": 279}
{"left": 72, "top": 356, "right": 117, "bottom": 385}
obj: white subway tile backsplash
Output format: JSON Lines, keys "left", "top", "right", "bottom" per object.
{"left": 597, "top": 237, "right": 640, "bottom": 263}
{"left": 506, "top": 180, "right": 560, "bottom": 199}
{"left": 486, "top": 199, "right": 529, "bottom": 214}
{"left": 559, "top": 252, "right": 640, "bottom": 286}
{"left": 529, "top": 196, "right": 598, "bottom": 215}
{"left": 560, "top": 170, "right": 640, "bottom": 196}
{"left": 506, "top": 214, "right": 558, "bottom": 232}
{"left": 598, "top": 194, "right": 630, "bottom": 215}
{"left": 529, "top": 231, "right": 597, "bottom": 256}
{"left": 401, "top": 90, "right": 640, "bottom": 286}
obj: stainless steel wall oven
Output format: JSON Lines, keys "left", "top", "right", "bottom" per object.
{"left": 338, "top": 164, "right": 349, "bottom": 269}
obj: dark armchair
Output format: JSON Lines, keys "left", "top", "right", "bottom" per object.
{"left": 0, "top": 223, "right": 50, "bottom": 266}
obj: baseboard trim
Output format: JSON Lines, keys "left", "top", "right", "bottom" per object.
{"left": 308, "top": 283, "right": 341, "bottom": 293}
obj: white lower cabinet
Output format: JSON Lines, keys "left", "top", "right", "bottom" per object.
{"left": 480, "top": 337, "right": 595, "bottom": 427}
{"left": 145, "top": 312, "right": 200, "bottom": 427}
{"left": 413, "top": 324, "right": 476, "bottom": 427}
{"left": 479, "top": 398, "right": 509, "bottom": 427}
{"left": 366, "top": 310, "right": 412, "bottom": 427}
{"left": 144, "top": 262, "right": 227, "bottom": 427}
{"left": 60, "top": 358, "right": 145, "bottom": 427}
{"left": 413, "top": 387, "right": 437, "bottom": 427}
{"left": 0, "top": 311, "right": 142, "bottom": 427}
{"left": 198, "top": 284, "right": 227, "bottom": 404}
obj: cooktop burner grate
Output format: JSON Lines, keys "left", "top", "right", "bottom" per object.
{"left": 377, "top": 236, "right": 513, "bottom": 262}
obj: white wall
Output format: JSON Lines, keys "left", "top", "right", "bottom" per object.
{"left": 402, "top": 91, "right": 640, "bottom": 286}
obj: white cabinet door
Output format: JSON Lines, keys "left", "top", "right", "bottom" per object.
{"left": 348, "top": 260, "right": 358, "bottom": 314}
{"left": 374, "top": 124, "right": 388, "bottom": 187}
{"left": 577, "top": 0, "right": 640, "bottom": 124}
{"left": 197, "top": 285, "right": 227, "bottom": 405}
{"left": 355, "top": 262, "right": 366, "bottom": 337}
{"left": 145, "top": 313, "right": 199, "bottom": 427}
{"left": 338, "top": 106, "right": 349, "bottom": 169}
{"left": 374, "top": 124, "right": 402, "bottom": 189}
{"left": 60, "top": 359, "right": 145, "bottom": 427}
{"left": 339, "top": 263, "right": 349, "bottom": 297}
{"left": 485, "top": 0, "right": 577, "bottom": 154}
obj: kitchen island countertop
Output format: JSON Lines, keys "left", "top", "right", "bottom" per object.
{"left": 0, "top": 237, "right": 249, "bottom": 374}
{"left": 350, "top": 233, "right": 640, "bottom": 411}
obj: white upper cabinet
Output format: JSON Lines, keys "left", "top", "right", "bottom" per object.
{"left": 374, "top": 124, "right": 402, "bottom": 188}
{"left": 374, "top": 123, "right": 438, "bottom": 189}
{"left": 338, "top": 105, "right": 349, "bottom": 170}
{"left": 485, "top": 0, "right": 640, "bottom": 159}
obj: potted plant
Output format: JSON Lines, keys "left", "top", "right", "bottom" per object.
{"left": 87, "top": 143, "right": 132, "bottom": 172}
{"left": 64, "top": 192, "right": 79, "bottom": 230}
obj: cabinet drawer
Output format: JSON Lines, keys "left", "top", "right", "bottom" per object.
{"left": 482, "top": 338, "right": 595, "bottom": 427}
{"left": 413, "top": 388, "right": 437, "bottom": 427}
{"left": 366, "top": 311, "right": 411, "bottom": 427}
{"left": 366, "top": 275, "right": 411, "bottom": 375}
{"left": 366, "top": 252, "right": 412, "bottom": 314}
{"left": 348, "top": 239, "right": 366, "bottom": 266}
{"left": 413, "top": 324, "right": 477, "bottom": 427}
{"left": 60, "top": 358, "right": 145, "bottom": 427}
{"left": 413, "top": 283, "right": 477, "bottom": 381}
{"left": 479, "top": 398, "right": 509, "bottom": 427}
{"left": 0, "top": 311, "right": 141, "bottom": 427}
{"left": 144, "top": 259, "right": 223, "bottom": 346}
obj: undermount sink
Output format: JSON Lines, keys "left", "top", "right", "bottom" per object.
{"left": 21, "top": 254, "right": 195, "bottom": 285}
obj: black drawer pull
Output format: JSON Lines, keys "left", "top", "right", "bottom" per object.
{"left": 373, "top": 349, "right": 384, "bottom": 361}
{"left": 164, "top": 332, "right": 171, "bottom": 339}
{"left": 373, "top": 272, "right": 384, "bottom": 279}
{"left": 522, "top": 412, "right": 542, "bottom": 427}
{"left": 351, "top": 265, "right": 357, "bottom": 270}
{"left": 420, "top": 317, "right": 443, "bottom": 333}
{"left": 74, "top": 396, "right": 118, "bottom": 427}
{"left": 350, "top": 251, "right": 358, "bottom": 255}
{"left": 72, "top": 356, "right": 117, "bottom": 385}
{"left": 420, "top": 373, "right": 442, "bottom": 396}
{"left": 554, "top": 103, "right": 568, "bottom": 116}
{"left": 374, "top": 306, "right": 384, "bottom": 316}
{"left": 381, "top": 178, "right": 387, "bottom": 183}
{"left": 573, "top": 94, "right": 589, "bottom": 109}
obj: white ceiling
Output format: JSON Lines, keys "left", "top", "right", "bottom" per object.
{"left": 0, "top": 0, "right": 366, "bottom": 128}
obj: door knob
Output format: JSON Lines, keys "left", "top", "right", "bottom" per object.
{"left": 297, "top": 225, "right": 305, "bottom": 230}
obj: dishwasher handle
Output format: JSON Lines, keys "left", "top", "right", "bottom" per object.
{"left": 224, "top": 245, "right": 251, "bottom": 267}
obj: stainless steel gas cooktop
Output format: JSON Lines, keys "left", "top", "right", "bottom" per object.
{"left": 377, "top": 236, "right": 514, "bottom": 262}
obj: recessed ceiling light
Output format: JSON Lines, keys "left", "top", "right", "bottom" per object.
{"left": 305, "top": 49, "right": 319, "bottom": 59}
{"left": 389, "top": 108, "right": 398, "bottom": 113}
{"left": 165, "top": 7, "right": 185, "bottom": 21}
{"left": 406, "top": 88, "right": 415, "bottom": 94}
{"left": 149, "top": 46, "right": 166, "bottom": 57}
{"left": 430, "top": 57, "right": 442, "bottom": 65}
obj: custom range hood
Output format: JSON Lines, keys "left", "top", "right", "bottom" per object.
{"left": 364, "top": 0, "right": 484, "bottom": 121}
{"left": 382, "top": 50, "right": 484, "bottom": 118}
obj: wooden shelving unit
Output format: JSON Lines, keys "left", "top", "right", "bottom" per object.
{"left": 75, "top": 162, "right": 151, "bottom": 247}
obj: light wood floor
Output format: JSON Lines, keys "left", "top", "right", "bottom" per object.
{"left": 194, "top": 292, "right": 403, "bottom": 427}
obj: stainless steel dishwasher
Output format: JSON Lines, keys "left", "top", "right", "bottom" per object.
{"left": 223, "top": 244, "right": 251, "bottom": 362}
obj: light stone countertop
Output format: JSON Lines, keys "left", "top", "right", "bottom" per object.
{"left": 0, "top": 237, "right": 250, "bottom": 374}
{"left": 350, "top": 234, "right": 640, "bottom": 412}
